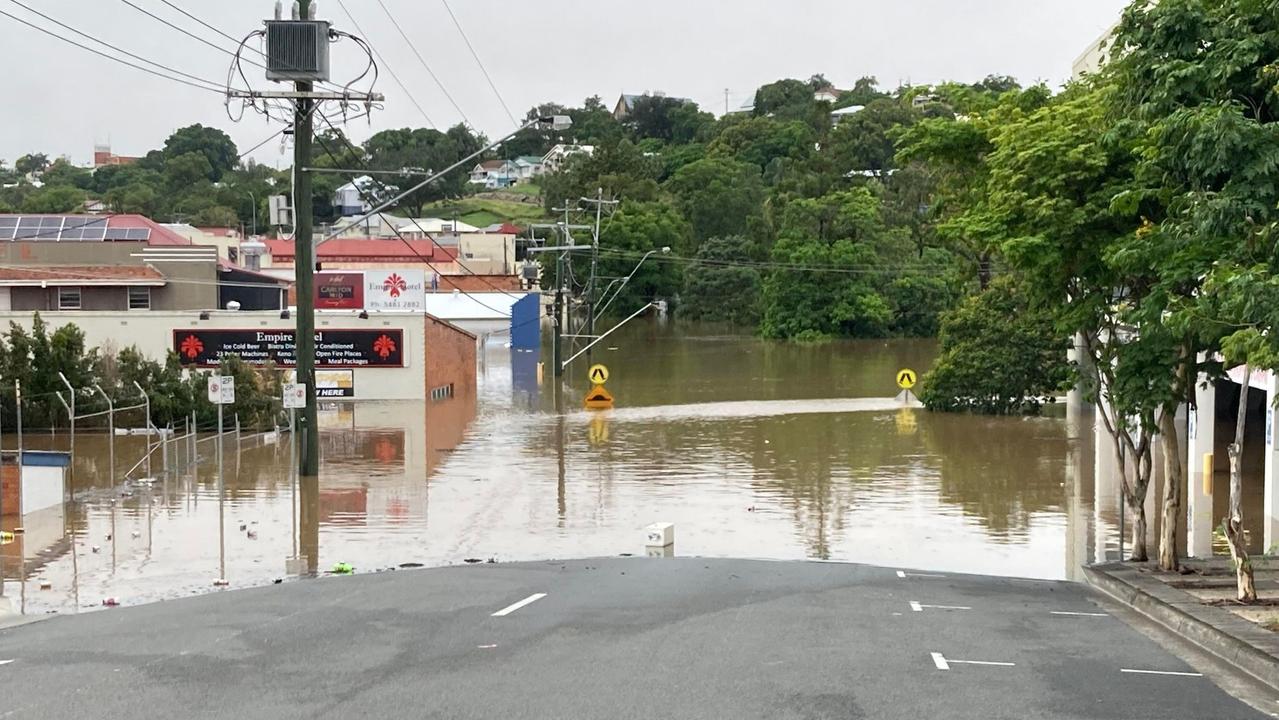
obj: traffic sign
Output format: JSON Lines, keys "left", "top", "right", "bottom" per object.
{"left": 588, "top": 363, "right": 610, "bottom": 384}
{"left": 585, "top": 384, "right": 614, "bottom": 410}
{"left": 896, "top": 368, "right": 917, "bottom": 390}
{"left": 207, "top": 376, "right": 235, "bottom": 405}
{"left": 283, "top": 383, "right": 307, "bottom": 409}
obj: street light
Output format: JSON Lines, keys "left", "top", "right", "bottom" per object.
{"left": 243, "top": 190, "right": 257, "bottom": 236}
{"left": 596, "top": 246, "right": 670, "bottom": 319}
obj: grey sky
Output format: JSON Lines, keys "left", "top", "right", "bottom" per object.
{"left": 3, "top": 0, "right": 1130, "bottom": 168}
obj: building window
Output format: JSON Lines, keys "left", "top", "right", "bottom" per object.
{"left": 58, "top": 287, "right": 81, "bottom": 310}
{"left": 128, "top": 286, "right": 151, "bottom": 310}
{"left": 430, "top": 384, "right": 454, "bottom": 402}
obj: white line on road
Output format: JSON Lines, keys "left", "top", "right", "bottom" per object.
{"left": 491, "top": 593, "right": 547, "bottom": 617}
{"left": 897, "top": 570, "right": 946, "bottom": 579}
{"left": 1050, "top": 611, "right": 1108, "bottom": 617}
{"left": 1120, "top": 668, "right": 1203, "bottom": 677}
{"left": 910, "top": 601, "right": 971, "bottom": 612}
{"left": 931, "top": 652, "right": 1013, "bottom": 671}
{"left": 0, "top": 660, "right": 13, "bottom": 666}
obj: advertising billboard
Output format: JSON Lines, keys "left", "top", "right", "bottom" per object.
{"left": 174, "top": 328, "right": 404, "bottom": 368}
{"left": 364, "top": 269, "right": 426, "bottom": 311}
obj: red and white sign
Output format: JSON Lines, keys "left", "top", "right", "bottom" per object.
{"left": 207, "top": 376, "right": 235, "bottom": 405}
{"left": 314, "top": 272, "right": 365, "bottom": 309}
{"left": 365, "top": 269, "right": 425, "bottom": 311}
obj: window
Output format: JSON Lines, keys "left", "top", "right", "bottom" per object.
{"left": 430, "top": 384, "right": 454, "bottom": 402}
{"left": 128, "top": 286, "right": 151, "bottom": 310}
{"left": 58, "top": 287, "right": 81, "bottom": 310}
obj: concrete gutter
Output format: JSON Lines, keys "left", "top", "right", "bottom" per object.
{"left": 1086, "top": 563, "right": 1279, "bottom": 692}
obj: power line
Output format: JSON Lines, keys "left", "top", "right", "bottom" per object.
{"left": 373, "top": 0, "right": 472, "bottom": 127}
{"left": 333, "top": 0, "right": 435, "bottom": 128}
{"left": 439, "top": 0, "right": 516, "bottom": 125}
{"left": 0, "top": 7, "right": 223, "bottom": 95}
{"left": 117, "top": 0, "right": 266, "bottom": 69}
{"left": 6, "top": 0, "right": 224, "bottom": 92}
{"left": 157, "top": 0, "right": 248, "bottom": 46}
{"left": 595, "top": 247, "right": 984, "bottom": 276}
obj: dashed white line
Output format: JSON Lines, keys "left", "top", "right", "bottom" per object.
{"left": 897, "top": 570, "right": 946, "bottom": 579}
{"left": 931, "top": 652, "right": 949, "bottom": 670}
{"left": 1050, "top": 611, "right": 1108, "bottom": 617}
{"left": 491, "top": 592, "right": 547, "bottom": 617}
{"left": 1120, "top": 668, "right": 1202, "bottom": 677}
{"left": 931, "top": 652, "right": 1013, "bottom": 671}
{"left": 910, "top": 601, "right": 971, "bottom": 612}
{"left": 0, "top": 660, "right": 13, "bottom": 666}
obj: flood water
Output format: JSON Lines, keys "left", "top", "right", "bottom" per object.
{"left": 2, "top": 322, "right": 1118, "bottom": 616}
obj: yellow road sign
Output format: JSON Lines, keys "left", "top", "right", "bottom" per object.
{"left": 897, "top": 368, "right": 917, "bottom": 390}
{"left": 588, "top": 363, "right": 610, "bottom": 384}
{"left": 585, "top": 384, "right": 614, "bottom": 410}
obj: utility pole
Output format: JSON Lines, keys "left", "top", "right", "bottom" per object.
{"left": 551, "top": 199, "right": 575, "bottom": 377}
{"left": 294, "top": 0, "right": 319, "bottom": 477}
{"left": 724, "top": 88, "right": 730, "bottom": 115}
{"left": 579, "top": 189, "right": 618, "bottom": 365}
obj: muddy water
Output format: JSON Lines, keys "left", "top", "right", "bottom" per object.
{"left": 2, "top": 322, "right": 1112, "bottom": 616}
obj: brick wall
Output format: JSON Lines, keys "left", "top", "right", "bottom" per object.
{"left": 423, "top": 314, "right": 477, "bottom": 467}
{"left": 434, "top": 275, "right": 522, "bottom": 293}
{"left": 1, "top": 463, "right": 18, "bottom": 516}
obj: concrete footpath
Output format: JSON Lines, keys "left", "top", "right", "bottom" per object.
{"left": 0, "top": 558, "right": 1272, "bottom": 720}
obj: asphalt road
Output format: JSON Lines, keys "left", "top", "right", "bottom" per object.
{"left": 0, "top": 558, "right": 1270, "bottom": 719}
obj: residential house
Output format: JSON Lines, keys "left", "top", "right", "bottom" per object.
{"left": 0, "top": 214, "right": 287, "bottom": 312}
{"left": 162, "top": 224, "right": 246, "bottom": 263}
{"left": 830, "top": 105, "right": 865, "bottom": 125}
{"left": 512, "top": 156, "right": 545, "bottom": 181}
{"left": 612, "top": 92, "right": 693, "bottom": 120}
{"left": 329, "top": 213, "right": 479, "bottom": 239}
{"left": 542, "top": 144, "right": 594, "bottom": 174}
{"left": 334, "top": 175, "right": 395, "bottom": 217}
{"left": 468, "top": 160, "right": 518, "bottom": 188}
{"left": 813, "top": 86, "right": 843, "bottom": 104}
{"left": 1073, "top": 22, "right": 1118, "bottom": 79}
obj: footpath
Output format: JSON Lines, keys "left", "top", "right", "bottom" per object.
{"left": 1087, "top": 559, "right": 1279, "bottom": 693}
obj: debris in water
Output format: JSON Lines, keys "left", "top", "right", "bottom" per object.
{"left": 91, "top": 545, "right": 101, "bottom": 553}
{"left": 39, "top": 581, "right": 52, "bottom": 591}
{"left": 213, "top": 579, "right": 230, "bottom": 587}
{"left": 331, "top": 562, "right": 354, "bottom": 574}
{"left": 747, "top": 506, "right": 755, "bottom": 512}
{"left": 463, "top": 558, "right": 482, "bottom": 564}
{"left": 246, "top": 530, "right": 258, "bottom": 540}
{"left": 104, "top": 534, "right": 112, "bottom": 541}
{"left": 272, "top": 578, "right": 283, "bottom": 585}
{"left": 399, "top": 562, "right": 424, "bottom": 568}
{"left": 239, "top": 524, "right": 247, "bottom": 532}
{"left": 486, "top": 558, "right": 497, "bottom": 564}
{"left": 131, "top": 531, "right": 141, "bottom": 539}
{"left": 619, "top": 553, "right": 633, "bottom": 557}
{"left": 101, "top": 598, "right": 119, "bottom": 607}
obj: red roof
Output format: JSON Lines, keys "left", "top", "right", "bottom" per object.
{"left": 197, "top": 226, "right": 240, "bottom": 237}
{"left": 489, "top": 223, "right": 522, "bottom": 235}
{"left": 101, "top": 214, "right": 193, "bottom": 246}
{"left": 0, "top": 264, "right": 166, "bottom": 285}
{"left": 265, "top": 237, "right": 454, "bottom": 262}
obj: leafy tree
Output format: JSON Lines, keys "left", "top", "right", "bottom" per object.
{"left": 920, "top": 277, "right": 1067, "bottom": 414}
{"left": 827, "top": 98, "right": 917, "bottom": 176}
{"left": 104, "top": 182, "right": 160, "bottom": 216}
{"left": 707, "top": 117, "right": 815, "bottom": 172}
{"left": 664, "top": 157, "right": 765, "bottom": 243}
{"left": 680, "top": 236, "right": 763, "bottom": 325}
{"left": 839, "top": 76, "right": 887, "bottom": 108}
{"left": 754, "top": 78, "right": 817, "bottom": 121}
{"left": 626, "top": 96, "right": 704, "bottom": 142}
{"left": 191, "top": 205, "right": 239, "bottom": 227}
{"left": 165, "top": 152, "right": 215, "bottom": 189}
{"left": 591, "top": 202, "right": 690, "bottom": 315}
{"left": 14, "top": 153, "right": 49, "bottom": 176}
{"left": 40, "top": 159, "right": 92, "bottom": 189}
{"left": 364, "top": 124, "right": 483, "bottom": 215}
{"left": 20, "top": 185, "right": 85, "bottom": 213}
{"left": 163, "top": 124, "right": 237, "bottom": 181}
{"left": 539, "top": 139, "right": 661, "bottom": 214}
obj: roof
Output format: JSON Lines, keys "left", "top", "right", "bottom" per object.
{"left": 477, "top": 160, "right": 507, "bottom": 171}
{"left": 0, "top": 264, "right": 166, "bottom": 286}
{"left": 0, "top": 214, "right": 191, "bottom": 246}
{"left": 514, "top": 156, "right": 544, "bottom": 165}
{"left": 831, "top": 105, "right": 866, "bottom": 116}
{"left": 217, "top": 258, "right": 290, "bottom": 285}
{"left": 266, "top": 237, "right": 455, "bottom": 262}
{"left": 482, "top": 222, "right": 522, "bottom": 234}
{"left": 197, "top": 226, "right": 239, "bottom": 237}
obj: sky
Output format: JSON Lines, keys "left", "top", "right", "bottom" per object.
{"left": 2, "top": 0, "right": 1131, "bottom": 169}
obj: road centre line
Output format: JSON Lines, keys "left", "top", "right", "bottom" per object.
{"left": 910, "top": 601, "right": 971, "bottom": 612}
{"left": 931, "top": 652, "right": 1014, "bottom": 671}
{"left": 1050, "top": 611, "right": 1108, "bottom": 617}
{"left": 1120, "top": 668, "right": 1202, "bottom": 677}
{"left": 491, "top": 593, "right": 547, "bottom": 617}
{"left": 0, "top": 660, "right": 13, "bottom": 666}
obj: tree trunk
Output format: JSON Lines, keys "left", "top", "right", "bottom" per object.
{"left": 1226, "top": 364, "right": 1257, "bottom": 602}
{"left": 1158, "top": 408, "right": 1183, "bottom": 571}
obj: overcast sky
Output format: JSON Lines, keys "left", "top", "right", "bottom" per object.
{"left": 3, "top": 0, "right": 1130, "bottom": 168}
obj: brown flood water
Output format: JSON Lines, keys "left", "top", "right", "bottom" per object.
{"left": 2, "top": 322, "right": 1120, "bottom": 616}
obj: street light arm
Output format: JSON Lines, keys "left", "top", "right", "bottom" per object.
{"left": 322, "top": 115, "right": 569, "bottom": 243}
{"left": 597, "top": 248, "right": 665, "bottom": 319}
{"left": 561, "top": 302, "right": 655, "bottom": 369}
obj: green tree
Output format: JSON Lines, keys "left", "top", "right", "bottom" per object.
{"left": 40, "top": 159, "right": 92, "bottom": 189}
{"left": 707, "top": 117, "right": 815, "bottom": 172}
{"left": 664, "top": 157, "right": 765, "bottom": 244}
{"left": 364, "top": 124, "right": 483, "bottom": 215}
{"left": 20, "top": 185, "right": 85, "bottom": 213}
{"left": 164, "top": 152, "right": 215, "bottom": 189}
{"left": 826, "top": 97, "right": 917, "bottom": 176}
{"left": 754, "top": 78, "right": 818, "bottom": 122}
{"left": 163, "top": 124, "right": 237, "bottom": 181}
{"left": 680, "top": 236, "right": 762, "bottom": 325}
{"left": 920, "top": 277, "right": 1067, "bottom": 414}
{"left": 191, "top": 205, "right": 239, "bottom": 228}
{"left": 14, "top": 153, "right": 49, "bottom": 176}
{"left": 591, "top": 202, "right": 690, "bottom": 315}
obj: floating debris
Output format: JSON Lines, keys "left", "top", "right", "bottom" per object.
{"left": 331, "top": 562, "right": 354, "bottom": 575}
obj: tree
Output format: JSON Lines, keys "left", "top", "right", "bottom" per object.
{"left": 40, "top": 159, "right": 92, "bottom": 189}
{"left": 626, "top": 96, "right": 698, "bottom": 142}
{"left": 827, "top": 98, "right": 917, "bottom": 176}
{"left": 163, "top": 124, "right": 237, "bottom": 181}
{"left": 191, "top": 205, "right": 239, "bottom": 228}
{"left": 104, "top": 182, "right": 160, "bottom": 216}
{"left": 754, "top": 78, "right": 817, "bottom": 121}
{"left": 591, "top": 202, "right": 690, "bottom": 315}
{"left": 20, "top": 185, "right": 85, "bottom": 213}
{"left": 664, "top": 157, "right": 765, "bottom": 244}
{"left": 363, "top": 125, "right": 483, "bottom": 215}
{"left": 14, "top": 153, "right": 49, "bottom": 176}
{"left": 164, "top": 152, "right": 215, "bottom": 189}
{"left": 539, "top": 139, "right": 661, "bottom": 214}
{"left": 707, "top": 117, "right": 815, "bottom": 172}
{"left": 920, "top": 277, "right": 1068, "bottom": 414}
{"left": 840, "top": 76, "right": 887, "bottom": 108}
{"left": 680, "top": 236, "right": 762, "bottom": 325}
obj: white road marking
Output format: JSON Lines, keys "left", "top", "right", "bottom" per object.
{"left": 477, "top": 644, "right": 497, "bottom": 649}
{"left": 1050, "top": 611, "right": 1108, "bottom": 617}
{"left": 491, "top": 592, "right": 547, "bottom": 617}
{"left": 1120, "top": 668, "right": 1202, "bottom": 677}
{"left": 896, "top": 570, "right": 946, "bottom": 579}
{"left": 931, "top": 652, "right": 1013, "bottom": 671}
{"left": 912, "top": 602, "right": 971, "bottom": 612}
{"left": 0, "top": 660, "right": 13, "bottom": 666}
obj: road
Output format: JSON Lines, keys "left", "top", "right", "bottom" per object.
{"left": 0, "top": 558, "right": 1270, "bottom": 719}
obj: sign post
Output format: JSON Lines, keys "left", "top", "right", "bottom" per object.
{"left": 208, "top": 376, "right": 234, "bottom": 585}
{"left": 283, "top": 383, "right": 305, "bottom": 560}
{"left": 895, "top": 368, "right": 918, "bottom": 404}
{"left": 584, "top": 363, "right": 614, "bottom": 410}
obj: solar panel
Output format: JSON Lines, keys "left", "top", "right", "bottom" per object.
{"left": 0, "top": 216, "right": 119, "bottom": 241}
{"left": 0, "top": 217, "right": 15, "bottom": 240}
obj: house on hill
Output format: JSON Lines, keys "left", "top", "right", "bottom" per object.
{"left": 612, "top": 92, "right": 694, "bottom": 120}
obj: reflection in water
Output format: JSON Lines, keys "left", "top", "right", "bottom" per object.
{"left": 4, "top": 322, "right": 1113, "bottom": 615}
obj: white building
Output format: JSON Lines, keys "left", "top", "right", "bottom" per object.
{"left": 542, "top": 144, "right": 594, "bottom": 174}
{"left": 468, "top": 160, "right": 518, "bottom": 188}
{"left": 830, "top": 105, "right": 865, "bottom": 125}
{"left": 1073, "top": 22, "right": 1119, "bottom": 79}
